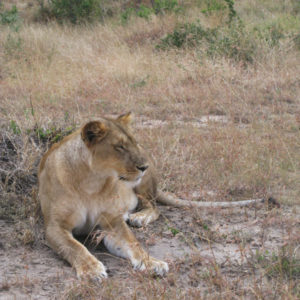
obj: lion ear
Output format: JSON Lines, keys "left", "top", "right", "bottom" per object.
{"left": 116, "top": 112, "right": 134, "bottom": 126}
{"left": 81, "top": 121, "right": 107, "bottom": 147}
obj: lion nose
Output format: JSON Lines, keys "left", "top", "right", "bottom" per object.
{"left": 136, "top": 165, "right": 149, "bottom": 172}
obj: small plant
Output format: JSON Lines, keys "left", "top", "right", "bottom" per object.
{"left": 201, "top": 0, "right": 239, "bottom": 25}
{"left": 255, "top": 247, "right": 300, "bottom": 280}
{"left": 201, "top": 0, "right": 226, "bottom": 16}
{"left": 1, "top": 5, "right": 23, "bottom": 58}
{"left": 10, "top": 120, "right": 21, "bottom": 135}
{"left": 131, "top": 76, "right": 149, "bottom": 88}
{"left": 32, "top": 125, "right": 75, "bottom": 144}
{"left": 168, "top": 226, "right": 180, "bottom": 236}
{"left": 224, "top": 0, "right": 238, "bottom": 25}
{"left": 157, "top": 20, "right": 256, "bottom": 63}
{"left": 0, "top": 5, "right": 19, "bottom": 25}
{"left": 4, "top": 33, "right": 22, "bottom": 57}
{"left": 121, "top": 0, "right": 180, "bottom": 23}
{"left": 121, "top": 7, "right": 134, "bottom": 24}
{"left": 136, "top": 5, "right": 153, "bottom": 20}
{"left": 157, "top": 22, "right": 216, "bottom": 49}
{"left": 254, "top": 23, "right": 284, "bottom": 47}
{"left": 153, "top": 0, "right": 180, "bottom": 14}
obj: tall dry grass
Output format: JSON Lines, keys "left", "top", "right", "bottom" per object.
{"left": 0, "top": 1, "right": 299, "bottom": 299}
{"left": 1, "top": 1, "right": 300, "bottom": 206}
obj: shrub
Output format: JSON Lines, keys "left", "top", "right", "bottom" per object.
{"left": 157, "top": 20, "right": 256, "bottom": 63}
{"left": 38, "top": 0, "right": 103, "bottom": 24}
{"left": 210, "top": 22, "right": 256, "bottom": 63}
{"left": 157, "top": 22, "right": 216, "bottom": 49}
{"left": 136, "top": 5, "right": 153, "bottom": 20}
{"left": 153, "top": 0, "right": 180, "bottom": 14}
{"left": 156, "top": 0, "right": 287, "bottom": 64}
{"left": 1, "top": 5, "right": 23, "bottom": 58}
{"left": 0, "top": 5, "right": 19, "bottom": 25}
{"left": 121, "top": 7, "right": 134, "bottom": 24}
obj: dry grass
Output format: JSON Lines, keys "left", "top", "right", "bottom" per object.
{"left": 0, "top": 0, "right": 300, "bottom": 298}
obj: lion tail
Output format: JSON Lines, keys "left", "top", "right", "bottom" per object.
{"left": 156, "top": 191, "right": 280, "bottom": 208}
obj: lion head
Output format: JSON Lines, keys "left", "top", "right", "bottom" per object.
{"left": 81, "top": 113, "right": 148, "bottom": 184}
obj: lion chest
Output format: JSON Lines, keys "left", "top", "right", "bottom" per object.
{"left": 73, "top": 182, "right": 138, "bottom": 235}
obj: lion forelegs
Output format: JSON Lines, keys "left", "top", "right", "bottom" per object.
{"left": 100, "top": 214, "right": 168, "bottom": 276}
{"left": 45, "top": 222, "right": 107, "bottom": 279}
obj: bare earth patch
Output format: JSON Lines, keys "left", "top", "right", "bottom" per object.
{"left": 1, "top": 203, "right": 299, "bottom": 299}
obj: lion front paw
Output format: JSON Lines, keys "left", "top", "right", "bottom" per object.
{"left": 76, "top": 259, "right": 108, "bottom": 281}
{"left": 133, "top": 257, "right": 169, "bottom": 276}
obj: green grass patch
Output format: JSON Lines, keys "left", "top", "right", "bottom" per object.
{"left": 255, "top": 247, "right": 300, "bottom": 280}
{"left": 121, "top": 0, "right": 180, "bottom": 24}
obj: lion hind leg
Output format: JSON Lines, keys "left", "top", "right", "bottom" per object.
{"left": 128, "top": 208, "right": 159, "bottom": 227}
{"left": 128, "top": 194, "right": 159, "bottom": 227}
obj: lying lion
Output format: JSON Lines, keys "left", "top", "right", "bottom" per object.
{"left": 38, "top": 113, "right": 278, "bottom": 279}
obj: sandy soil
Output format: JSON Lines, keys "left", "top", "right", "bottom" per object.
{"left": 1, "top": 203, "right": 298, "bottom": 299}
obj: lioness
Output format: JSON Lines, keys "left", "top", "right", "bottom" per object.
{"left": 38, "top": 112, "right": 278, "bottom": 279}
{"left": 38, "top": 113, "right": 168, "bottom": 279}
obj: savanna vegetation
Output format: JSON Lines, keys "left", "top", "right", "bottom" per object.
{"left": 0, "top": 0, "right": 299, "bottom": 299}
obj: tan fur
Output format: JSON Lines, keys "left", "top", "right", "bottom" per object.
{"left": 38, "top": 113, "right": 167, "bottom": 279}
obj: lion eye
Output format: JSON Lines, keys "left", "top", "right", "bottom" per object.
{"left": 115, "top": 145, "right": 126, "bottom": 152}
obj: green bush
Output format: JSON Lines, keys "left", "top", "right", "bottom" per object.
{"left": 157, "top": 22, "right": 216, "bottom": 49}
{"left": 210, "top": 24, "right": 256, "bottom": 63}
{"left": 136, "top": 5, "right": 153, "bottom": 20}
{"left": 39, "top": 0, "right": 103, "bottom": 24}
{"left": 0, "top": 5, "right": 19, "bottom": 25}
{"left": 157, "top": 0, "right": 288, "bottom": 64}
{"left": 157, "top": 20, "right": 256, "bottom": 63}
{"left": 153, "top": 0, "right": 180, "bottom": 14}
{"left": 120, "top": 7, "right": 134, "bottom": 24}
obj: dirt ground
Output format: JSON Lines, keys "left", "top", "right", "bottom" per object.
{"left": 1, "top": 202, "right": 299, "bottom": 299}
{"left": 0, "top": 118, "right": 299, "bottom": 299}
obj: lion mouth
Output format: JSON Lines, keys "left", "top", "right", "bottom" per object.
{"left": 119, "top": 172, "right": 144, "bottom": 182}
